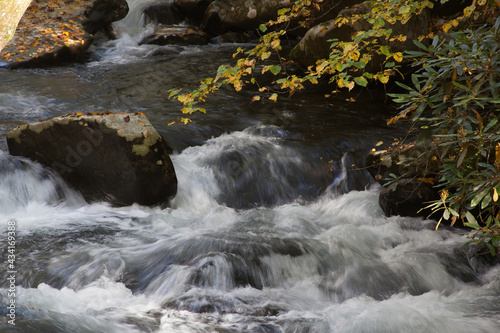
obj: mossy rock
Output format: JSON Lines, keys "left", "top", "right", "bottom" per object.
{"left": 6, "top": 112, "right": 177, "bottom": 206}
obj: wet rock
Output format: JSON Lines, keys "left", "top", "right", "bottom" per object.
{"left": 1, "top": 0, "right": 97, "bottom": 69}
{"left": 201, "top": 0, "right": 289, "bottom": 33}
{"left": 174, "top": 0, "right": 212, "bottom": 23}
{"left": 6, "top": 112, "right": 177, "bottom": 206}
{"left": 82, "top": 0, "right": 129, "bottom": 38}
{"left": 430, "top": 0, "right": 473, "bottom": 16}
{"left": 201, "top": 0, "right": 361, "bottom": 34}
{"left": 142, "top": 2, "right": 185, "bottom": 26}
{"left": 367, "top": 143, "right": 442, "bottom": 219}
{"left": 139, "top": 26, "right": 210, "bottom": 46}
{"left": 290, "top": 1, "right": 430, "bottom": 69}
{"left": 379, "top": 178, "right": 439, "bottom": 218}
{"left": 211, "top": 31, "right": 253, "bottom": 44}
{"left": 201, "top": 1, "right": 229, "bottom": 36}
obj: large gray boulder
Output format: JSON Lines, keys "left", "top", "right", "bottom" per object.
{"left": 206, "top": 0, "right": 290, "bottom": 30}
{"left": 290, "top": 2, "right": 430, "bottom": 69}
{"left": 201, "top": 0, "right": 362, "bottom": 35}
{"left": 6, "top": 112, "right": 177, "bottom": 206}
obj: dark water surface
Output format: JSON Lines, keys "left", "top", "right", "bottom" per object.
{"left": 1, "top": 1, "right": 500, "bottom": 332}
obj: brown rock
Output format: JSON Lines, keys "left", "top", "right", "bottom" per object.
{"left": 139, "top": 26, "right": 210, "bottom": 46}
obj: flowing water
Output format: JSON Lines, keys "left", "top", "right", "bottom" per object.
{"left": 1, "top": 1, "right": 500, "bottom": 332}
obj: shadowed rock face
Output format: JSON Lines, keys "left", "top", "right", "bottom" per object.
{"left": 139, "top": 26, "right": 210, "bottom": 46}
{"left": 83, "top": 0, "right": 129, "bottom": 37}
{"left": 378, "top": 178, "right": 439, "bottom": 219}
{"left": 6, "top": 113, "right": 177, "bottom": 206}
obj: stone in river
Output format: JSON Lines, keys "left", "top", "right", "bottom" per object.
{"left": 139, "top": 26, "right": 210, "bottom": 46}
{"left": 6, "top": 112, "right": 177, "bottom": 206}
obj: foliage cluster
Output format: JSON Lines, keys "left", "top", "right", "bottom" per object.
{"left": 169, "top": 0, "right": 500, "bottom": 253}
{"left": 390, "top": 16, "right": 500, "bottom": 255}
{"left": 169, "top": 0, "right": 493, "bottom": 117}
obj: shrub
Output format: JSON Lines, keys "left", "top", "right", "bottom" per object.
{"left": 389, "top": 16, "right": 500, "bottom": 255}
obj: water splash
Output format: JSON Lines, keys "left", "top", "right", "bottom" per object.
{"left": 0, "top": 153, "right": 84, "bottom": 215}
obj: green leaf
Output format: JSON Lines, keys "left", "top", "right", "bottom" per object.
{"left": 448, "top": 207, "right": 459, "bottom": 217}
{"left": 399, "top": 5, "right": 411, "bottom": 14}
{"left": 486, "top": 242, "right": 496, "bottom": 256}
{"left": 465, "top": 211, "right": 479, "bottom": 228}
{"left": 380, "top": 45, "right": 391, "bottom": 56}
{"left": 471, "top": 189, "right": 488, "bottom": 208}
{"left": 484, "top": 118, "right": 498, "bottom": 132}
{"left": 481, "top": 192, "right": 492, "bottom": 209}
{"left": 413, "top": 39, "right": 428, "bottom": 51}
{"left": 259, "top": 24, "right": 268, "bottom": 33}
{"left": 411, "top": 74, "right": 421, "bottom": 91}
{"left": 354, "top": 76, "right": 368, "bottom": 87}
{"left": 269, "top": 65, "right": 281, "bottom": 75}
{"left": 464, "top": 222, "right": 481, "bottom": 229}
{"left": 395, "top": 81, "right": 415, "bottom": 91}
{"left": 457, "top": 148, "right": 467, "bottom": 167}
{"left": 452, "top": 81, "right": 472, "bottom": 91}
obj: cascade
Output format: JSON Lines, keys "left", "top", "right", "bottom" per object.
{"left": 0, "top": 1, "right": 499, "bottom": 331}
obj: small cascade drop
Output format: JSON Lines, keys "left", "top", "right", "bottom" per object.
{"left": 0, "top": 153, "right": 84, "bottom": 214}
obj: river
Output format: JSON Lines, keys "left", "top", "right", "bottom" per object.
{"left": 1, "top": 1, "right": 500, "bottom": 332}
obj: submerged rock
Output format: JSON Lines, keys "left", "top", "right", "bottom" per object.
{"left": 6, "top": 112, "right": 177, "bottom": 206}
{"left": 379, "top": 178, "right": 439, "bottom": 219}
{"left": 367, "top": 143, "right": 441, "bottom": 219}
{"left": 139, "top": 26, "right": 210, "bottom": 46}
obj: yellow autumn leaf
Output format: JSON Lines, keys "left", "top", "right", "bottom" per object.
{"left": 393, "top": 52, "right": 403, "bottom": 62}
{"left": 494, "top": 188, "right": 498, "bottom": 202}
{"left": 335, "top": 17, "right": 349, "bottom": 27}
{"left": 251, "top": 95, "right": 261, "bottom": 103}
{"left": 495, "top": 143, "right": 500, "bottom": 170}
{"left": 463, "top": 5, "right": 476, "bottom": 17}
{"left": 348, "top": 50, "right": 360, "bottom": 61}
{"left": 346, "top": 81, "right": 355, "bottom": 91}
{"left": 417, "top": 177, "right": 435, "bottom": 185}
{"left": 269, "top": 93, "right": 278, "bottom": 101}
{"left": 377, "top": 74, "right": 390, "bottom": 84}
{"left": 316, "top": 60, "right": 329, "bottom": 72}
{"left": 443, "top": 22, "right": 452, "bottom": 33}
